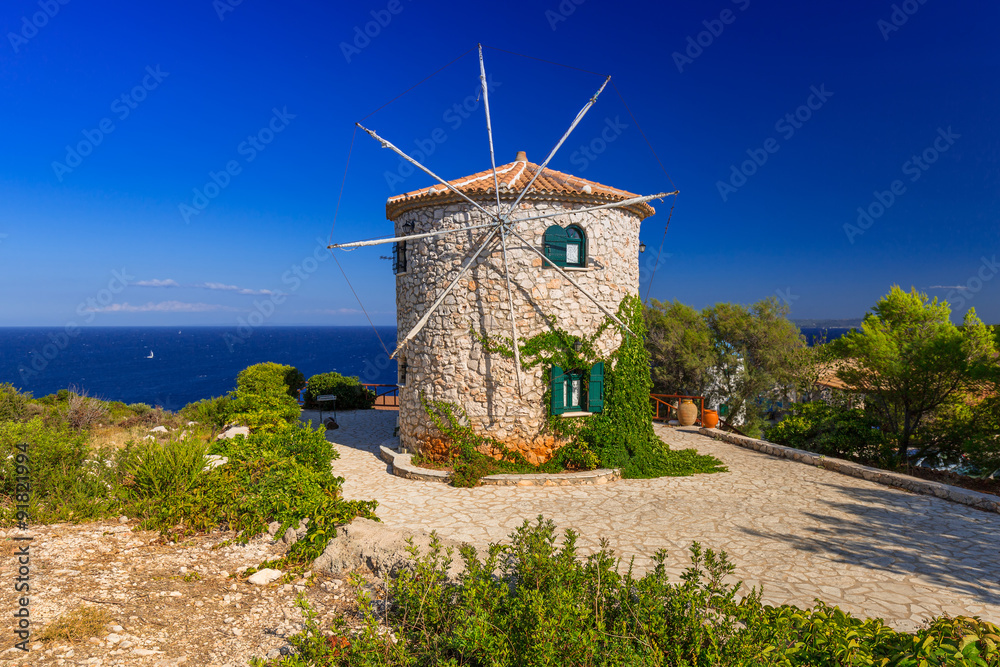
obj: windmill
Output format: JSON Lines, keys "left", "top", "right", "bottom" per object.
{"left": 329, "top": 46, "right": 677, "bottom": 462}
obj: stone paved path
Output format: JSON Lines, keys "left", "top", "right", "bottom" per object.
{"left": 315, "top": 409, "right": 1000, "bottom": 631}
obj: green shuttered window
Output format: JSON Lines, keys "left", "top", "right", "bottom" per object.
{"left": 549, "top": 362, "right": 604, "bottom": 416}
{"left": 543, "top": 225, "right": 586, "bottom": 268}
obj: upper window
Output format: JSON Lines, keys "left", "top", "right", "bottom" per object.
{"left": 543, "top": 224, "right": 587, "bottom": 268}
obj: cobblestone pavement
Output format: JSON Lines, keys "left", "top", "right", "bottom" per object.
{"left": 317, "top": 409, "right": 1000, "bottom": 631}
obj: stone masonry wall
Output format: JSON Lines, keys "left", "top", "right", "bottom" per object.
{"left": 393, "top": 196, "right": 642, "bottom": 464}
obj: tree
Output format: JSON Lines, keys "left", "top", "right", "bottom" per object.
{"left": 703, "top": 297, "right": 809, "bottom": 435}
{"left": 644, "top": 299, "right": 715, "bottom": 396}
{"left": 829, "top": 286, "right": 997, "bottom": 463}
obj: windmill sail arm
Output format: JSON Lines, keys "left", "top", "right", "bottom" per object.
{"left": 357, "top": 123, "right": 498, "bottom": 222}
{"left": 328, "top": 221, "right": 496, "bottom": 250}
{"left": 478, "top": 45, "right": 503, "bottom": 216}
{"left": 499, "top": 229, "right": 524, "bottom": 395}
{"left": 508, "top": 191, "right": 678, "bottom": 226}
{"left": 393, "top": 227, "right": 500, "bottom": 358}
{"left": 507, "top": 228, "right": 636, "bottom": 338}
{"left": 504, "top": 76, "right": 611, "bottom": 217}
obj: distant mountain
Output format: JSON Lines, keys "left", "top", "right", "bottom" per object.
{"left": 791, "top": 318, "right": 864, "bottom": 329}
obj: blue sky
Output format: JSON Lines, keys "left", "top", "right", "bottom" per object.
{"left": 1, "top": 0, "right": 997, "bottom": 327}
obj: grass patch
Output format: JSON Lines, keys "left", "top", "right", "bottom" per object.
{"left": 37, "top": 606, "right": 112, "bottom": 643}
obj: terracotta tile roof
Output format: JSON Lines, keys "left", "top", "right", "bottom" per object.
{"left": 385, "top": 152, "right": 656, "bottom": 220}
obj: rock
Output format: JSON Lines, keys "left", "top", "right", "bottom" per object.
{"left": 203, "top": 455, "right": 228, "bottom": 470}
{"left": 133, "top": 648, "right": 163, "bottom": 656}
{"left": 266, "top": 521, "right": 282, "bottom": 537}
{"left": 168, "top": 591, "right": 182, "bottom": 597}
{"left": 313, "top": 518, "right": 469, "bottom": 580}
{"left": 217, "top": 426, "right": 250, "bottom": 440}
{"left": 219, "top": 570, "right": 229, "bottom": 579}
{"left": 118, "top": 516, "right": 128, "bottom": 524}
{"left": 106, "top": 634, "right": 122, "bottom": 644}
{"left": 247, "top": 569, "right": 283, "bottom": 586}
{"left": 187, "top": 421, "right": 198, "bottom": 426}
{"left": 110, "top": 626, "right": 124, "bottom": 633}
{"left": 149, "top": 426, "right": 168, "bottom": 433}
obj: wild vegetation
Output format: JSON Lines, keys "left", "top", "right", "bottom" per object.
{"left": 259, "top": 518, "right": 1000, "bottom": 667}
{"left": 0, "top": 364, "right": 378, "bottom": 567}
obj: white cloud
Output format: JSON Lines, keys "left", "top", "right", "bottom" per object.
{"left": 928, "top": 285, "right": 969, "bottom": 290}
{"left": 86, "top": 301, "right": 239, "bottom": 313}
{"left": 197, "top": 282, "right": 276, "bottom": 296}
{"left": 134, "top": 279, "right": 180, "bottom": 287}
{"left": 134, "top": 279, "right": 274, "bottom": 295}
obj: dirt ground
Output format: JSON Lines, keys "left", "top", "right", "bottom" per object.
{"left": 0, "top": 521, "right": 378, "bottom": 667}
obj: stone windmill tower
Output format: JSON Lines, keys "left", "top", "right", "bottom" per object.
{"left": 330, "top": 46, "right": 674, "bottom": 463}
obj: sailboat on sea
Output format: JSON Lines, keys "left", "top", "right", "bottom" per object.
{"left": 146, "top": 350, "right": 154, "bottom": 359}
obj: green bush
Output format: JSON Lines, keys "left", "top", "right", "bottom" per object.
{"left": 118, "top": 438, "right": 210, "bottom": 500}
{"left": 765, "top": 402, "right": 894, "bottom": 466}
{"left": 304, "top": 372, "right": 374, "bottom": 411}
{"left": 263, "top": 517, "right": 1000, "bottom": 667}
{"left": 0, "top": 383, "right": 30, "bottom": 423}
{"left": 0, "top": 418, "right": 120, "bottom": 525}
{"left": 917, "top": 395, "right": 1000, "bottom": 476}
{"left": 229, "top": 362, "right": 303, "bottom": 433}
{"left": 128, "top": 422, "right": 377, "bottom": 560}
{"left": 180, "top": 395, "right": 232, "bottom": 432}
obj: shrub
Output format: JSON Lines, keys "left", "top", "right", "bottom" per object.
{"left": 304, "top": 372, "right": 374, "bottom": 411}
{"left": 0, "top": 383, "right": 30, "bottom": 423}
{"left": 180, "top": 395, "right": 232, "bottom": 432}
{"left": 64, "top": 390, "right": 109, "bottom": 430}
{"left": 118, "top": 438, "right": 211, "bottom": 500}
{"left": 766, "top": 402, "right": 894, "bottom": 466}
{"left": 0, "top": 418, "right": 120, "bottom": 525}
{"left": 129, "top": 422, "right": 377, "bottom": 559}
{"left": 266, "top": 517, "right": 1000, "bottom": 667}
{"left": 229, "top": 362, "right": 303, "bottom": 433}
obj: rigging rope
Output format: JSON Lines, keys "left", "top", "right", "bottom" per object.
{"left": 360, "top": 45, "right": 478, "bottom": 122}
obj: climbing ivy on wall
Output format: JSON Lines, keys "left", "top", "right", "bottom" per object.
{"left": 424, "top": 294, "right": 725, "bottom": 484}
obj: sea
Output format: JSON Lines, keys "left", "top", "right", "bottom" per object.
{"left": 0, "top": 325, "right": 848, "bottom": 412}
{"left": 0, "top": 327, "right": 398, "bottom": 411}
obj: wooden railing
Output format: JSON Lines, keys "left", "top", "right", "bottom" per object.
{"left": 363, "top": 383, "right": 399, "bottom": 408}
{"left": 650, "top": 394, "right": 705, "bottom": 425}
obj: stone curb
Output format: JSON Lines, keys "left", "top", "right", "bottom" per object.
{"left": 699, "top": 428, "right": 1000, "bottom": 514}
{"left": 377, "top": 440, "right": 621, "bottom": 486}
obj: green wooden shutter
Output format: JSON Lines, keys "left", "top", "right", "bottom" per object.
{"left": 588, "top": 362, "right": 604, "bottom": 413}
{"left": 550, "top": 365, "right": 565, "bottom": 415}
{"left": 543, "top": 225, "right": 568, "bottom": 267}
